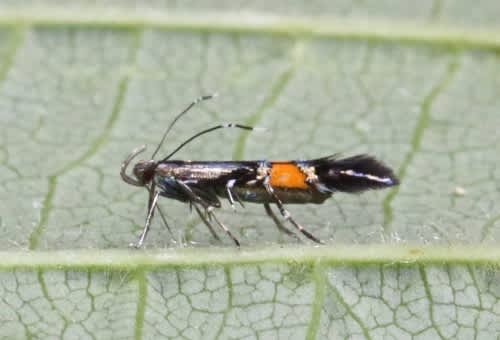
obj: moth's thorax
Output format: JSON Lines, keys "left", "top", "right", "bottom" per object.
{"left": 155, "top": 161, "right": 250, "bottom": 181}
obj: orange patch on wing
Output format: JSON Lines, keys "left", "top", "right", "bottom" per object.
{"left": 269, "top": 163, "right": 308, "bottom": 189}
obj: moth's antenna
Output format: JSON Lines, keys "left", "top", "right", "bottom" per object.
{"left": 151, "top": 94, "right": 217, "bottom": 159}
{"left": 161, "top": 123, "right": 265, "bottom": 162}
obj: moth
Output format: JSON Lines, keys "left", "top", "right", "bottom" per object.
{"left": 121, "top": 95, "right": 399, "bottom": 247}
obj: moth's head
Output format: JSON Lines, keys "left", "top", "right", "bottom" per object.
{"left": 132, "top": 159, "right": 156, "bottom": 186}
{"left": 120, "top": 145, "right": 156, "bottom": 187}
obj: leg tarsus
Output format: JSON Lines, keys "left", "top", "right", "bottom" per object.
{"left": 286, "top": 217, "right": 323, "bottom": 244}
{"left": 264, "top": 203, "right": 299, "bottom": 240}
{"left": 208, "top": 210, "right": 241, "bottom": 247}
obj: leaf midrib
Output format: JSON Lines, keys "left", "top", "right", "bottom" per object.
{"left": 1, "top": 245, "right": 500, "bottom": 270}
{"left": 0, "top": 9, "right": 499, "bottom": 51}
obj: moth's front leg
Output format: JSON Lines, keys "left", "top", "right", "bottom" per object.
{"left": 131, "top": 184, "right": 160, "bottom": 248}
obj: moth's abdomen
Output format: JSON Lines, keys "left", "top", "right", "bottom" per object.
{"left": 269, "top": 162, "right": 309, "bottom": 189}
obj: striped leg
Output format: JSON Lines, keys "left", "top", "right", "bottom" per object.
{"left": 176, "top": 180, "right": 240, "bottom": 246}
{"left": 131, "top": 189, "right": 160, "bottom": 248}
{"left": 262, "top": 177, "right": 322, "bottom": 244}
{"left": 192, "top": 203, "right": 221, "bottom": 241}
{"left": 263, "top": 203, "right": 300, "bottom": 241}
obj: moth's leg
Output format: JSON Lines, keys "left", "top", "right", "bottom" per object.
{"left": 225, "top": 179, "right": 245, "bottom": 209}
{"left": 156, "top": 206, "right": 172, "bottom": 235}
{"left": 225, "top": 179, "right": 237, "bottom": 210}
{"left": 192, "top": 203, "right": 221, "bottom": 241}
{"left": 176, "top": 180, "right": 240, "bottom": 246}
{"left": 233, "top": 191, "right": 245, "bottom": 208}
{"left": 144, "top": 185, "right": 172, "bottom": 236}
{"left": 262, "top": 177, "right": 322, "bottom": 244}
{"left": 263, "top": 203, "right": 299, "bottom": 240}
{"left": 175, "top": 180, "right": 212, "bottom": 209}
{"left": 131, "top": 189, "right": 160, "bottom": 248}
{"left": 206, "top": 208, "right": 240, "bottom": 247}
{"left": 174, "top": 181, "right": 219, "bottom": 239}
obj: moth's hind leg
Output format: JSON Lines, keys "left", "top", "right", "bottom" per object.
{"left": 263, "top": 203, "right": 300, "bottom": 241}
{"left": 262, "top": 178, "right": 323, "bottom": 244}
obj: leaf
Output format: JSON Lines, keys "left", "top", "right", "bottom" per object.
{"left": 1, "top": 2, "right": 500, "bottom": 339}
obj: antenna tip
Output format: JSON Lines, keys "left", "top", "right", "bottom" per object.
{"left": 252, "top": 127, "right": 268, "bottom": 132}
{"left": 198, "top": 94, "right": 218, "bottom": 102}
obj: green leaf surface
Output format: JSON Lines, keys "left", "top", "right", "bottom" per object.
{"left": 1, "top": 2, "right": 500, "bottom": 339}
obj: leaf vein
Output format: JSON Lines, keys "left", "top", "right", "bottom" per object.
{"left": 382, "top": 53, "right": 461, "bottom": 234}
